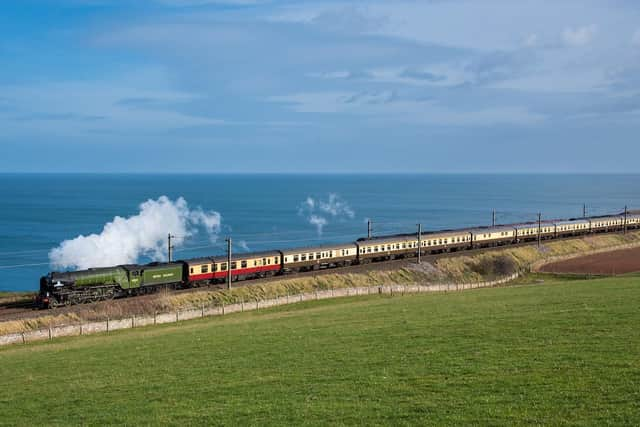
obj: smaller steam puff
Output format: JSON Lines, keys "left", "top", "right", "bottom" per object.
{"left": 298, "top": 194, "right": 355, "bottom": 236}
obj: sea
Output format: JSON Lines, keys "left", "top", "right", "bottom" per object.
{"left": 1, "top": 173, "right": 639, "bottom": 292}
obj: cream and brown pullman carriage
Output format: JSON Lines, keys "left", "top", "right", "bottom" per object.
{"left": 281, "top": 243, "right": 358, "bottom": 272}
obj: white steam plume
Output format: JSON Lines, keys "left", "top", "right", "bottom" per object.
{"left": 237, "top": 240, "right": 251, "bottom": 252}
{"left": 49, "top": 196, "right": 221, "bottom": 270}
{"left": 309, "top": 215, "right": 328, "bottom": 235}
{"left": 298, "top": 193, "right": 355, "bottom": 236}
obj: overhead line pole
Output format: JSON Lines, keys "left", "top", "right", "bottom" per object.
{"left": 537, "top": 212, "right": 542, "bottom": 248}
{"left": 417, "top": 223, "right": 422, "bottom": 265}
{"left": 367, "top": 220, "right": 372, "bottom": 239}
{"left": 583, "top": 204, "right": 587, "bottom": 219}
{"left": 492, "top": 210, "right": 496, "bottom": 227}
{"left": 624, "top": 205, "right": 628, "bottom": 234}
{"left": 226, "top": 237, "right": 232, "bottom": 290}
{"left": 167, "top": 233, "right": 174, "bottom": 262}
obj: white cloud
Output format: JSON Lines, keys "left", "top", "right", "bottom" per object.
{"left": 155, "top": 0, "right": 265, "bottom": 5}
{"left": 562, "top": 25, "right": 597, "bottom": 46}
{"left": 523, "top": 33, "right": 538, "bottom": 47}
{"left": 0, "top": 67, "right": 224, "bottom": 138}
{"left": 272, "top": 91, "right": 545, "bottom": 126}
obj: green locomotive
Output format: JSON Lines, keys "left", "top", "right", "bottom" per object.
{"left": 37, "top": 262, "right": 184, "bottom": 308}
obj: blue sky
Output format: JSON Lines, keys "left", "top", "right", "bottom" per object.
{"left": 2, "top": 0, "right": 640, "bottom": 173}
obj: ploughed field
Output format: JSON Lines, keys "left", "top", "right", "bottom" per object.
{"left": 540, "top": 247, "right": 640, "bottom": 275}
{"left": 1, "top": 275, "right": 639, "bottom": 425}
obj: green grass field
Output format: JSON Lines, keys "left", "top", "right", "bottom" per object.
{"left": 1, "top": 275, "right": 639, "bottom": 426}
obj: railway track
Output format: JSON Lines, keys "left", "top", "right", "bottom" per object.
{"left": 1, "top": 231, "right": 628, "bottom": 323}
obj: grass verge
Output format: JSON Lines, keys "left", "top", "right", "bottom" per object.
{"left": 0, "top": 275, "right": 639, "bottom": 425}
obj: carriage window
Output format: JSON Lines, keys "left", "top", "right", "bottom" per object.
{"left": 294, "top": 255, "right": 299, "bottom": 262}
{"left": 301, "top": 254, "right": 307, "bottom": 261}
{"left": 310, "top": 253, "right": 315, "bottom": 260}
{"left": 201, "top": 265, "right": 209, "bottom": 274}
{"left": 190, "top": 268, "right": 193, "bottom": 274}
{"left": 316, "top": 252, "right": 321, "bottom": 259}
{"left": 367, "top": 247, "right": 372, "bottom": 253}
{"left": 221, "top": 263, "right": 227, "bottom": 271}
{"left": 213, "top": 264, "right": 218, "bottom": 272}
{"left": 231, "top": 262, "right": 237, "bottom": 269}
{"left": 241, "top": 260, "right": 247, "bottom": 268}
{"left": 264, "top": 258, "right": 268, "bottom": 265}
{"left": 275, "top": 257, "right": 279, "bottom": 264}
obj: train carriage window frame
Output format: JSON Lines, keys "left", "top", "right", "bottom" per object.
{"left": 231, "top": 261, "right": 237, "bottom": 270}
{"left": 201, "top": 265, "right": 209, "bottom": 274}
{"left": 241, "top": 260, "right": 247, "bottom": 268}
{"left": 316, "top": 252, "right": 321, "bottom": 259}
{"left": 221, "top": 263, "right": 227, "bottom": 271}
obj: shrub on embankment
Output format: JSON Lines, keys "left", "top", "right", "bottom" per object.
{"left": 1, "top": 231, "right": 639, "bottom": 336}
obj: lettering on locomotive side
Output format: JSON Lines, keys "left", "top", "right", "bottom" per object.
{"left": 152, "top": 273, "right": 175, "bottom": 279}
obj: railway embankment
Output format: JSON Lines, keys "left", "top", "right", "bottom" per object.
{"left": 2, "top": 230, "right": 640, "bottom": 344}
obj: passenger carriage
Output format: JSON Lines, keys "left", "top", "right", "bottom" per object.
{"left": 554, "top": 219, "right": 589, "bottom": 237}
{"left": 281, "top": 243, "right": 357, "bottom": 272}
{"left": 469, "top": 226, "right": 514, "bottom": 248}
{"left": 185, "top": 251, "right": 281, "bottom": 285}
{"left": 590, "top": 215, "right": 625, "bottom": 233}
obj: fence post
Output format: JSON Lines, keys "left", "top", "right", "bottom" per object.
{"left": 176, "top": 311, "right": 179, "bottom": 322}
{"left": 79, "top": 323, "right": 83, "bottom": 336}
{"left": 241, "top": 298, "right": 244, "bottom": 312}
{"left": 21, "top": 332, "right": 25, "bottom": 344}
{"left": 132, "top": 315, "right": 135, "bottom": 329}
{"left": 106, "top": 318, "right": 109, "bottom": 333}
{"left": 287, "top": 292, "right": 290, "bottom": 304}
{"left": 201, "top": 303, "right": 205, "bottom": 318}
{"left": 154, "top": 311, "right": 157, "bottom": 326}
{"left": 48, "top": 326, "right": 52, "bottom": 340}
{"left": 222, "top": 302, "right": 225, "bottom": 315}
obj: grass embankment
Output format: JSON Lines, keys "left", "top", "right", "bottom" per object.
{"left": 2, "top": 231, "right": 640, "bottom": 336}
{"left": 1, "top": 275, "right": 639, "bottom": 425}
